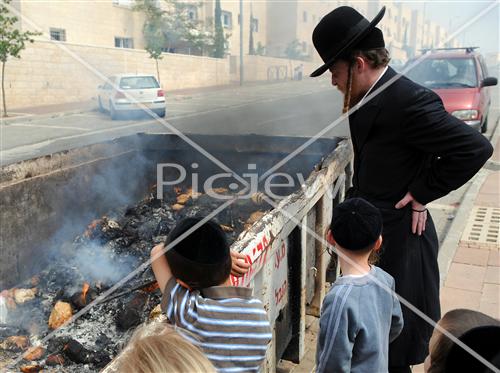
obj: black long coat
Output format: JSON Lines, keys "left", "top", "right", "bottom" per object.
{"left": 347, "top": 66, "right": 493, "bottom": 366}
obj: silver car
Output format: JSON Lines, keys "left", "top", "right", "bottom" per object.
{"left": 97, "top": 74, "right": 166, "bottom": 120}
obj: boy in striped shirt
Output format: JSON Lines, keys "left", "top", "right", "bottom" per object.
{"left": 151, "top": 217, "right": 272, "bottom": 372}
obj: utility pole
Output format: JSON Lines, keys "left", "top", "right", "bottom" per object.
{"left": 239, "top": 0, "right": 244, "bottom": 85}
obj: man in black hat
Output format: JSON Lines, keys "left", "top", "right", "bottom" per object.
{"left": 311, "top": 6, "right": 494, "bottom": 372}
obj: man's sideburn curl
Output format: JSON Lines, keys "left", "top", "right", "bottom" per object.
{"left": 341, "top": 48, "right": 390, "bottom": 113}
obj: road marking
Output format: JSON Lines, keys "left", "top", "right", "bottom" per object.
{"left": 7, "top": 123, "right": 91, "bottom": 131}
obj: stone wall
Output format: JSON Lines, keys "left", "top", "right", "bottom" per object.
{"left": 234, "top": 55, "right": 318, "bottom": 82}
{"left": 4, "top": 40, "right": 230, "bottom": 109}
{"left": 3, "top": 40, "right": 317, "bottom": 109}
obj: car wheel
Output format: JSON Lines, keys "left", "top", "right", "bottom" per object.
{"left": 98, "top": 97, "right": 105, "bottom": 113}
{"left": 481, "top": 116, "right": 488, "bottom": 133}
{"left": 155, "top": 109, "right": 166, "bottom": 118}
{"left": 110, "top": 101, "right": 119, "bottom": 120}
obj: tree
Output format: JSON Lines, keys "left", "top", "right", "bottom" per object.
{"left": 249, "top": 13, "right": 255, "bottom": 55}
{"left": 134, "top": 0, "right": 166, "bottom": 82}
{"left": 0, "top": 0, "right": 40, "bottom": 117}
{"left": 135, "top": 0, "right": 224, "bottom": 58}
{"left": 213, "top": 0, "right": 225, "bottom": 58}
{"left": 284, "top": 39, "right": 303, "bottom": 60}
{"left": 255, "top": 42, "right": 265, "bottom": 56}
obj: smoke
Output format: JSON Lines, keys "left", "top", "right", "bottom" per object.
{"left": 0, "top": 296, "right": 7, "bottom": 324}
{"left": 70, "top": 242, "right": 136, "bottom": 284}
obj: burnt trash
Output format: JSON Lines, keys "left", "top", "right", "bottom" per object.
{"left": 47, "top": 336, "right": 71, "bottom": 354}
{"left": 46, "top": 353, "right": 65, "bottom": 366}
{"left": 0, "top": 335, "right": 30, "bottom": 351}
{"left": 115, "top": 292, "right": 149, "bottom": 331}
{"left": 63, "top": 339, "right": 91, "bottom": 364}
{"left": 0, "top": 324, "right": 28, "bottom": 338}
{"left": 20, "top": 365, "right": 43, "bottom": 373}
{"left": 62, "top": 338, "right": 111, "bottom": 367}
{"left": 23, "top": 346, "right": 46, "bottom": 361}
{"left": 1, "top": 183, "right": 272, "bottom": 372}
{"left": 70, "top": 283, "right": 98, "bottom": 310}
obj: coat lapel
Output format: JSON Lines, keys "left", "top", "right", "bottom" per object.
{"left": 349, "top": 67, "right": 397, "bottom": 152}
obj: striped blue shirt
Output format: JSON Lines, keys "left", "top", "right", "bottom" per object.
{"left": 161, "top": 278, "right": 272, "bottom": 372}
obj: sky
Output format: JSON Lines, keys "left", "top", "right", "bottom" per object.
{"left": 406, "top": 1, "right": 499, "bottom": 56}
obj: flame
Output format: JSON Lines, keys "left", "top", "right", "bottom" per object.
{"left": 174, "top": 187, "right": 183, "bottom": 195}
{"left": 83, "top": 219, "right": 101, "bottom": 238}
{"left": 80, "top": 282, "right": 90, "bottom": 305}
{"left": 142, "top": 281, "right": 159, "bottom": 293}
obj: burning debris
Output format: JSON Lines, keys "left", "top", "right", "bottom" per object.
{"left": 23, "top": 346, "right": 46, "bottom": 361}
{"left": 48, "top": 301, "right": 73, "bottom": 330}
{"left": 0, "top": 336, "right": 30, "bottom": 351}
{"left": 13, "top": 289, "right": 38, "bottom": 305}
{"left": 0, "top": 185, "right": 270, "bottom": 372}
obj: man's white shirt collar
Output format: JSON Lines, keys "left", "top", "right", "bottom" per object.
{"left": 357, "top": 66, "right": 388, "bottom": 107}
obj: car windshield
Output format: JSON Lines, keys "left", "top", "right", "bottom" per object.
{"left": 119, "top": 76, "right": 160, "bottom": 90}
{"left": 406, "top": 57, "right": 478, "bottom": 89}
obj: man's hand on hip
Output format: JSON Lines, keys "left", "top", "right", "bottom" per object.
{"left": 395, "top": 192, "right": 427, "bottom": 236}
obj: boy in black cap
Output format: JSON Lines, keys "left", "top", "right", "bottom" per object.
{"left": 150, "top": 217, "right": 272, "bottom": 372}
{"left": 316, "top": 198, "right": 403, "bottom": 373}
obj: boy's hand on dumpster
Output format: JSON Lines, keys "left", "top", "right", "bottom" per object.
{"left": 230, "top": 250, "right": 251, "bottom": 277}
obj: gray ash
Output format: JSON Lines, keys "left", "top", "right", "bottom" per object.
{"left": 0, "top": 186, "right": 269, "bottom": 372}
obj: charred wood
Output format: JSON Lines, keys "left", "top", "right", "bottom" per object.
{"left": 115, "top": 292, "right": 148, "bottom": 331}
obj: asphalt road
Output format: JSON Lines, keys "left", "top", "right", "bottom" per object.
{"left": 1, "top": 78, "right": 497, "bottom": 166}
{"left": 0, "top": 79, "right": 346, "bottom": 165}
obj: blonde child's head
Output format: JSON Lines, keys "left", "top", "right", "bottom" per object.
{"left": 113, "top": 321, "right": 216, "bottom": 373}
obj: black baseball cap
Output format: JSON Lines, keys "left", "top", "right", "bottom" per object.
{"left": 330, "top": 198, "right": 383, "bottom": 251}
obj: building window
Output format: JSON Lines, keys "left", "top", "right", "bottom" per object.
{"left": 303, "top": 11, "right": 308, "bottom": 22}
{"left": 50, "top": 28, "right": 66, "bottom": 42}
{"left": 221, "top": 11, "right": 232, "bottom": 29}
{"left": 251, "top": 17, "right": 259, "bottom": 32}
{"left": 115, "top": 37, "right": 134, "bottom": 49}
{"left": 187, "top": 6, "right": 197, "bottom": 20}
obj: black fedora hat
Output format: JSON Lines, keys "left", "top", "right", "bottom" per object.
{"left": 311, "top": 6, "right": 386, "bottom": 77}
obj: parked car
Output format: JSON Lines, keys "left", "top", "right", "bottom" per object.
{"left": 405, "top": 48, "right": 497, "bottom": 133}
{"left": 97, "top": 74, "right": 166, "bottom": 120}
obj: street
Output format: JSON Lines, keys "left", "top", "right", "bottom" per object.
{"left": 1, "top": 79, "right": 347, "bottom": 165}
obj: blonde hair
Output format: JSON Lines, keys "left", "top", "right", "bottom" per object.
{"left": 113, "top": 322, "right": 217, "bottom": 373}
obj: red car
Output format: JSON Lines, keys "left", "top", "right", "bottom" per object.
{"left": 405, "top": 48, "right": 497, "bottom": 133}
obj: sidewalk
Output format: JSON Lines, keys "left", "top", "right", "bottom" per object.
{"left": 439, "top": 135, "right": 499, "bottom": 319}
{"left": 279, "top": 120, "right": 500, "bottom": 373}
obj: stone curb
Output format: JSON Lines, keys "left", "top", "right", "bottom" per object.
{"left": 437, "top": 112, "right": 500, "bottom": 285}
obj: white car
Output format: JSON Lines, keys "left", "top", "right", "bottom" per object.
{"left": 97, "top": 74, "right": 166, "bottom": 119}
